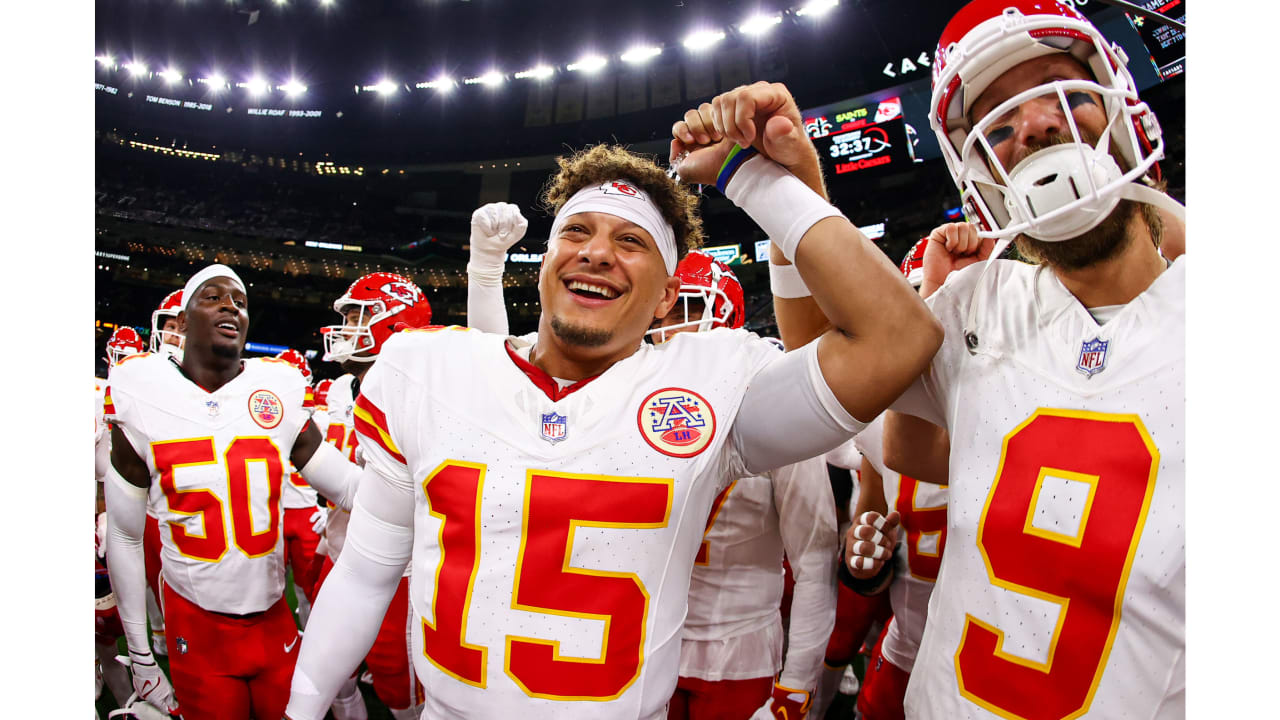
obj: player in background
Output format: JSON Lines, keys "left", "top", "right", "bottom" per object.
{"left": 105, "top": 326, "right": 145, "bottom": 367}
{"left": 274, "top": 348, "right": 326, "bottom": 627}
{"left": 314, "top": 271, "right": 434, "bottom": 720}
{"left": 285, "top": 110, "right": 939, "bottom": 720}
{"left": 313, "top": 378, "right": 333, "bottom": 411}
{"left": 149, "top": 289, "right": 185, "bottom": 359}
{"left": 839, "top": 1, "right": 1186, "bottom": 717}
{"left": 648, "top": 252, "right": 838, "bottom": 720}
{"left": 104, "top": 264, "right": 365, "bottom": 720}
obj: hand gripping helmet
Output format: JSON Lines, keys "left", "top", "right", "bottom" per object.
{"left": 313, "top": 378, "right": 333, "bottom": 409}
{"left": 149, "top": 289, "right": 185, "bottom": 355}
{"left": 105, "top": 327, "right": 146, "bottom": 367}
{"left": 322, "top": 272, "right": 432, "bottom": 363}
{"left": 275, "top": 348, "right": 313, "bottom": 385}
{"left": 930, "top": 0, "right": 1181, "bottom": 243}
{"left": 901, "top": 237, "right": 928, "bottom": 289}
{"left": 649, "top": 251, "right": 746, "bottom": 342}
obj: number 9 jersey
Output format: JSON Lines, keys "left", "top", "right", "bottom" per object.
{"left": 104, "top": 353, "right": 313, "bottom": 615}
{"left": 894, "top": 258, "right": 1185, "bottom": 720}
{"left": 353, "top": 325, "right": 782, "bottom": 720}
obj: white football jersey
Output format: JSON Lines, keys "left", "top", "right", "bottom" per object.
{"left": 854, "top": 416, "right": 946, "bottom": 673}
{"left": 315, "top": 374, "right": 360, "bottom": 558}
{"left": 898, "top": 259, "right": 1185, "bottom": 720}
{"left": 680, "top": 456, "right": 836, "bottom": 687}
{"left": 355, "top": 326, "right": 780, "bottom": 719}
{"left": 282, "top": 466, "right": 319, "bottom": 509}
{"left": 104, "top": 353, "right": 312, "bottom": 614}
{"left": 96, "top": 378, "right": 111, "bottom": 485}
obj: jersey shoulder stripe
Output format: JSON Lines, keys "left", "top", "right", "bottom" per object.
{"left": 353, "top": 393, "right": 405, "bottom": 464}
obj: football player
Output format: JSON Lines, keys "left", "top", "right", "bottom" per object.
{"left": 313, "top": 271, "right": 434, "bottom": 720}
{"left": 103, "top": 264, "right": 365, "bottom": 720}
{"left": 104, "top": 327, "right": 145, "bottom": 367}
{"left": 285, "top": 131, "right": 939, "bottom": 720}
{"left": 149, "top": 289, "right": 185, "bottom": 359}
{"left": 839, "top": 2, "right": 1186, "bottom": 717}
{"left": 274, "top": 348, "right": 326, "bottom": 625}
{"left": 651, "top": 252, "right": 839, "bottom": 720}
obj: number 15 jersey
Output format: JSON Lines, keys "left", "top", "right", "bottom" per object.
{"left": 354, "top": 326, "right": 780, "bottom": 720}
{"left": 898, "top": 259, "right": 1185, "bottom": 720}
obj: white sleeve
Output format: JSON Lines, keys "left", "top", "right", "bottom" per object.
{"left": 466, "top": 268, "right": 510, "bottom": 335}
{"left": 286, "top": 466, "right": 414, "bottom": 720}
{"left": 298, "top": 440, "right": 363, "bottom": 511}
{"left": 771, "top": 456, "right": 839, "bottom": 691}
{"left": 732, "top": 339, "right": 866, "bottom": 476}
{"left": 103, "top": 467, "right": 154, "bottom": 661}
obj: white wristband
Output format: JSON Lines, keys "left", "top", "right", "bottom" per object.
{"left": 466, "top": 262, "right": 504, "bottom": 287}
{"left": 768, "top": 259, "right": 811, "bottom": 299}
{"left": 724, "top": 155, "right": 845, "bottom": 262}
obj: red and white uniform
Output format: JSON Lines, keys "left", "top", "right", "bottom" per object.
{"left": 104, "top": 353, "right": 311, "bottom": 719}
{"left": 853, "top": 416, "right": 948, "bottom": 720}
{"left": 314, "top": 374, "right": 360, "bottom": 561}
{"left": 679, "top": 459, "right": 837, "bottom": 691}
{"left": 895, "top": 259, "right": 1185, "bottom": 720}
{"left": 96, "top": 378, "right": 111, "bottom": 484}
{"left": 353, "top": 326, "right": 791, "bottom": 719}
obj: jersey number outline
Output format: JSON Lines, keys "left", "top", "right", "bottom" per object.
{"left": 419, "top": 460, "right": 673, "bottom": 701}
{"left": 152, "top": 436, "right": 286, "bottom": 562}
{"left": 694, "top": 480, "right": 738, "bottom": 566}
{"left": 953, "top": 409, "right": 1159, "bottom": 720}
{"left": 896, "top": 475, "right": 947, "bottom": 581}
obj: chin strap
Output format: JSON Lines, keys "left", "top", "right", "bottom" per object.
{"left": 961, "top": 187, "right": 1184, "bottom": 355}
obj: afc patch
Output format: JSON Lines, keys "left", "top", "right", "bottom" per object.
{"left": 637, "top": 387, "right": 716, "bottom": 458}
{"left": 540, "top": 411, "right": 568, "bottom": 445}
{"left": 1076, "top": 338, "right": 1110, "bottom": 378}
{"left": 248, "top": 389, "right": 284, "bottom": 429}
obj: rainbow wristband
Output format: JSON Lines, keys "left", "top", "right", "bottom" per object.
{"left": 715, "top": 145, "right": 760, "bottom": 194}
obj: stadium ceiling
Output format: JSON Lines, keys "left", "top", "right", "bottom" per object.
{"left": 94, "top": 0, "right": 1107, "bottom": 163}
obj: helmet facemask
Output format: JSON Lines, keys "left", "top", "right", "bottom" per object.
{"left": 321, "top": 300, "right": 388, "bottom": 363}
{"left": 648, "top": 288, "right": 734, "bottom": 344}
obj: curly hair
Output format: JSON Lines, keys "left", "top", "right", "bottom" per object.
{"left": 540, "top": 144, "right": 704, "bottom": 261}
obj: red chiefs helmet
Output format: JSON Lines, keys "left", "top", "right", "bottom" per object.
{"left": 149, "top": 289, "right": 184, "bottom": 354}
{"left": 930, "top": 0, "right": 1169, "bottom": 243}
{"left": 275, "top": 348, "right": 313, "bottom": 385}
{"left": 901, "top": 238, "right": 928, "bottom": 289}
{"left": 313, "top": 378, "right": 333, "bottom": 409}
{"left": 322, "top": 272, "right": 432, "bottom": 363}
{"left": 105, "top": 327, "right": 145, "bottom": 367}
{"left": 649, "top": 251, "right": 745, "bottom": 342}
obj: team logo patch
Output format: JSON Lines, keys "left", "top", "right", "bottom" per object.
{"left": 540, "top": 411, "right": 568, "bottom": 445}
{"left": 1076, "top": 337, "right": 1110, "bottom": 378}
{"left": 248, "top": 389, "right": 284, "bottom": 429}
{"left": 637, "top": 388, "right": 716, "bottom": 458}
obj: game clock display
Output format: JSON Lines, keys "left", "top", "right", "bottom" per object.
{"left": 803, "top": 95, "right": 916, "bottom": 177}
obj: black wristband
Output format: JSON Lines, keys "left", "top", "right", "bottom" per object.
{"left": 837, "top": 542, "right": 895, "bottom": 596}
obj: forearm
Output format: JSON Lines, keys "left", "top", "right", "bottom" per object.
{"left": 298, "top": 441, "right": 364, "bottom": 511}
{"left": 883, "top": 411, "right": 950, "bottom": 485}
{"left": 466, "top": 266, "right": 510, "bottom": 335}
{"left": 103, "top": 468, "right": 153, "bottom": 659}
{"left": 286, "top": 483, "right": 413, "bottom": 719}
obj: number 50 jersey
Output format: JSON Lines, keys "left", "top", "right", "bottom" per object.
{"left": 105, "top": 354, "right": 312, "bottom": 615}
{"left": 354, "top": 326, "right": 780, "bottom": 720}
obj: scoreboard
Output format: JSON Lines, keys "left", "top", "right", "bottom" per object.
{"left": 803, "top": 95, "right": 917, "bottom": 178}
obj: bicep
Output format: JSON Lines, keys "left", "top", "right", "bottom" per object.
{"left": 109, "top": 425, "right": 151, "bottom": 489}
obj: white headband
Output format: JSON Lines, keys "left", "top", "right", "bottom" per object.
{"left": 549, "top": 180, "right": 678, "bottom": 275}
{"left": 182, "top": 264, "right": 247, "bottom": 312}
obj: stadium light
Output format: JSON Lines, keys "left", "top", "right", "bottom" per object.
{"left": 281, "top": 78, "right": 308, "bottom": 96}
{"left": 319, "top": 0, "right": 335, "bottom": 6}
{"left": 464, "top": 71, "right": 504, "bottom": 86}
{"left": 158, "top": 67, "right": 183, "bottom": 84}
{"left": 566, "top": 54, "right": 607, "bottom": 74}
{"left": 124, "top": 60, "right": 148, "bottom": 76}
{"left": 740, "top": 13, "right": 782, "bottom": 35}
{"left": 514, "top": 65, "right": 555, "bottom": 80}
{"left": 96, "top": 54, "right": 115, "bottom": 68}
{"left": 200, "top": 72, "right": 228, "bottom": 91}
{"left": 796, "top": 0, "right": 839, "bottom": 18}
{"left": 371, "top": 78, "right": 398, "bottom": 94}
{"left": 416, "top": 75, "right": 456, "bottom": 92}
{"left": 620, "top": 45, "right": 662, "bottom": 64}
{"left": 683, "top": 29, "right": 726, "bottom": 52}
{"left": 244, "top": 75, "right": 269, "bottom": 96}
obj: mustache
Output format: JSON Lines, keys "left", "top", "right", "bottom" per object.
{"left": 1013, "top": 127, "right": 1103, "bottom": 168}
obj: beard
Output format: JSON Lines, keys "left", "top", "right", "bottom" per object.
{"left": 1009, "top": 130, "right": 1160, "bottom": 271}
{"left": 549, "top": 314, "right": 614, "bottom": 348}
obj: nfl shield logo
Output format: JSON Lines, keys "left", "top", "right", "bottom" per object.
{"left": 1076, "top": 338, "right": 1110, "bottom": 377}
{"left": 540, "top": 412, "right": 568, "bottom": 445}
